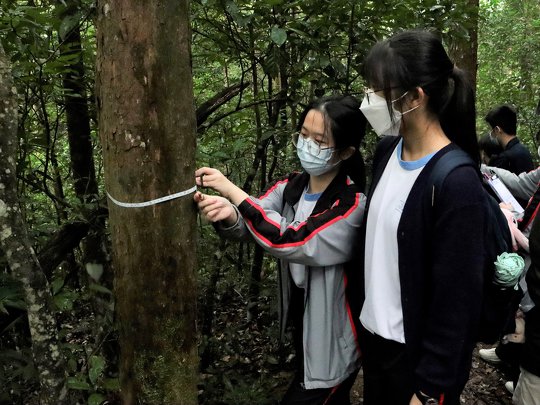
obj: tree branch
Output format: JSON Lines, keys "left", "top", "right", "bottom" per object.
{"left": 196, "top": 81, "right": 250, "bottom": 127}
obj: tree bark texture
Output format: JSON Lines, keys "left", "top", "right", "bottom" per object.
{"left": 96, "top": 1, "right": 198, "bottom": 404}
{"left": 448, "top": 0, "right": 479, "bottom": 89}
{"left": 0, "top": 45, "right": 70, "bottom": 404}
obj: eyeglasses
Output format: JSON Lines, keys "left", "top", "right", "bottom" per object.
{"left": 291, "top": 131, "right": 334, "bottom": 156}
{"left": 363, "top": 86, "right": 405, "bottom": 104}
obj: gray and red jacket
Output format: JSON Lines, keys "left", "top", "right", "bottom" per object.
{"left": 217, "top": 170, "right": 366, "bottom": 389}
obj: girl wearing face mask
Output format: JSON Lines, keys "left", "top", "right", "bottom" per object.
{"left": 194, "top": 95, "right": 367, "bottom": 405}
{"left": 358, "top": 30, "right": 485, "bottom": 405}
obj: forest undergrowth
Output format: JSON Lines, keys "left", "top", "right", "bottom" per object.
{"left": 198, "top": 271, "right": 514, "bottom": 405}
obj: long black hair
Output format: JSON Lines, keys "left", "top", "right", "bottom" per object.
{"left": 363, "top": 30, "right": 479, "bottom": 164}
{"left": 297, "top": 95, "right": 367, "bottom": 191}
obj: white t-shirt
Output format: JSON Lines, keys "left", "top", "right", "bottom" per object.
{"left": 360, "top": 139, "right": 435, "bottom": 343}
{"left": 289, "top": 188, "right": 322, "bottom": 288}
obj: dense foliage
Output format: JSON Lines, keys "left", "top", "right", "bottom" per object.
{"left": 477, "top": 0, "right": 540, "bottom": 155}
{"left": 0, "top": 0, "right": 538, "bottom": 404}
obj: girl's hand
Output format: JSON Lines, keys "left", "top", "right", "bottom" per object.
{"left": 195, "top": 167, "right": 235, "bottom": 198}
{"left": 195, "top": 167, "right": 249, "bottom": 205}
{"left": 194, "top": 191, "right": 237, "bottom": 225}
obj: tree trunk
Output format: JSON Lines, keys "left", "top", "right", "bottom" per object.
{"left": 0, "top": 44, "right": 70, "bottom": 405}
{"left": 96, "top": 1, "right": 198, "bottom": 403}
{"left": 58, "top": 0, "right": 109, "bottom": 314}
{"left": 448, "top": 0, "right": 479, "bottom": 89}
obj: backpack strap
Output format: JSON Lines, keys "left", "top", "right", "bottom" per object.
{"left": 427, "top": 149, "right": 475, "bottom": 207}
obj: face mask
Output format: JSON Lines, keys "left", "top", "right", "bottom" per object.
{"left": 359, "top": 90, "right": 419, "bottom": 137}
{"left": 490, "top": 129, "right": 498, "bottom": 142}
{"left": 537, "top": 145, "right": 540, "bottom": 159}
{"left": 296, "top": 136, "right": 340, "bottom": 176}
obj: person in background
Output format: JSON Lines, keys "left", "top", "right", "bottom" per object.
{"left": 194, "top": 95, "right": 367, "bottom": 405}
{"left": 513, "top": 215, "right": 540, "bottom": 404}
{"left": 486, "top": 104, "right": 534, "bottom": 175}
{"left": 479, "top": 132, "right": 504, "bottom": 165}
{"left": 358, "top": 30, "right": 485, "bottom": 405}
{"left": 479, "top": 161, "right": 540, "bottom": 393}
{"left": 482, "top": 165, "right": 540, "bottom": 209}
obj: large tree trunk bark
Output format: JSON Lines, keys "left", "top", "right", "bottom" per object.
{"left": 0, "top": 44, "right": 70, "bottom": 405}
{"left": 96, "top": 1, "right": 198, "bottom": 403}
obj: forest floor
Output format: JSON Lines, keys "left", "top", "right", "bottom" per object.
{"left": 198, "top": 279, "right": 515, "bottom": 405}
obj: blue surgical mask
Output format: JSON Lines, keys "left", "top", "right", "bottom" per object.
{"left": 296, "top": 136, "right": 340, "bottom": 176}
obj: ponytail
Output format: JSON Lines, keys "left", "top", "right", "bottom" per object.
{"left": 440, "top": 66, "right": 480, "bottom": 165}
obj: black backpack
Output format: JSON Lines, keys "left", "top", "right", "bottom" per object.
{"left": 427, "top": 148, "right": 521, "bottom": 344}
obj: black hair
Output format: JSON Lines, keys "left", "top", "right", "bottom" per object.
{"left": 478, "top": 133, "right": 503, "bottom": 159}
{"left": 363, "top": 29, "right": 479, "bottom": 164}
{"left": 485, "top": 104, "right": 517, "bottom": 135}
{"left": 297, "top": 95, "right": 367, "bottom": 191}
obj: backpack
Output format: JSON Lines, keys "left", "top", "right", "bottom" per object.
{"left": 427, "top": 148, "right": 522, "bottom": 344}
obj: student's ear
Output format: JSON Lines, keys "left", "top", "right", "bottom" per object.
{"left": 339, "top": 146, "right": 356, "bottom": 161}
{"left": 407, "top": 86, "right": 426, "bottom": 109}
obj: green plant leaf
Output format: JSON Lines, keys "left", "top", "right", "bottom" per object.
{"left": 88, "top": 355, "right": 106, "bottom": 385}
{"left": 270, "top": 26, "right": 287, "bottom": 46}
{"left": 67, "top": 376, "right": 91, "bottom": 391}
{"left": 88, "top": 392, "right": 106, "bottom": 405}
{"left": 53, "top": 290, "right": 79, "bottom": 311}
{"left": 89, "top": 283, "right": 113, "bottom": 295}
{"left": 50, "top": 277, "right": 64, "bottom": 295}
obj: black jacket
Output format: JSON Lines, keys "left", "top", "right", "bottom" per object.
{"left": 489, "top": 137, "right": 534, "bottom": 175}
{"left": 523, "top": 217, "right": 540, "bottom": 376}
{"left": 359, "top": 137, "right": 486, "bottom": 399}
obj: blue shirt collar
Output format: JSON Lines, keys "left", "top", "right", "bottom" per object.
{"left": 396, "top": 138, "right": 436, "bottom": 170}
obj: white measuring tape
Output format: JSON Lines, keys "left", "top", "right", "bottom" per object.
{"left": 106, "top": 185, "right": 197, "bottom": 208}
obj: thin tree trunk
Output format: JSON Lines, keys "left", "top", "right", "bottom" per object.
{"left": 58, "top": 1, "right": 98, "bottom": 202}
{"left": 58, "top": 0, "right": 109, "bottom": 312}
{"left": 96, "top": 1, "right": 198, "bottom": 403}
{"left": 0, "top": 44, "right": 70, "bottom": 405}
{"left": 200, "top": 239, "right": 226, "bottom": 370}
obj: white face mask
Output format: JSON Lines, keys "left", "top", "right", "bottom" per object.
{"left": 296, "top": 136, "right": 340, "bottom": 176}
{"left": 359, "top": 90, "right": 419, "bottom": 137}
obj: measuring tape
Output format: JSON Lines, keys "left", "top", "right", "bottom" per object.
{"left": 106, "top": 185, "right": 197, "bottom": 208}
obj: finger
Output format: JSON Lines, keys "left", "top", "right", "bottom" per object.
{"left": 196, "top": 194, "right": 213, "bottom": 207}
{"left": 195, "top": 167, "right": 218, "bottom": 177}
{"left": 194, "top": 167, "right": 210, "bottom": 177}
{"left": 193, "top": 191, "right": 205, "bottom": 202}
{"left": 198, "top": 198, "right": 219, "bottom": 211}
{"left": 201, "top": 199, "right": 225, "bottom": 215}
{"left": 207, "top": 208, "right": 224, "bottom": 222}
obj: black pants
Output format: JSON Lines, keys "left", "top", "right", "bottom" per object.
{"left": 280, "top": 369, "right": 359, "bottom": 405}
{"left": 496, "top": 341, "right": 522, "bottom": 385}
{"left": 360, "top": 327, "right": 460, "bottom": 405}
{"left": 495, "top": 305, "right": 525, "bottom": 385}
